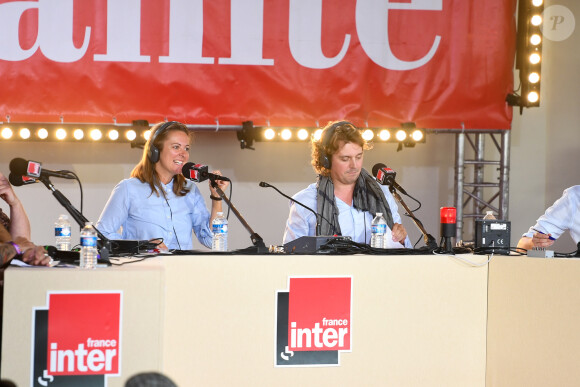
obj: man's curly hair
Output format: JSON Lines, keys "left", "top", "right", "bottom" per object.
{"left": 311, "top": 121, "right": 371, "bottom": 176}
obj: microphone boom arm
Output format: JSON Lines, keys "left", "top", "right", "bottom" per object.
{"left": 38, "top": 176, "right": 111, "bottom": 262}
{"left": 260, "top": 182, "right": 322, "bottom": 236}
{"left": 388, "top": 185, "right": 437, "bottom": 250}
{"left": 210, "top": 178, "right": 268, "bottom": 252}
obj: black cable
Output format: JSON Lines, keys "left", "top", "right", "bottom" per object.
{"left": 225, "top": 181, "right": 233, "bottom": 220}
{"left": 286, "top": 238, "right": 435, "bottom": 255}
{"left": 109, "top": 256, "right": 148, "bottom": 266}
{"left": 164, "top": 198, "right": 182, "bottom": 250}
{"left": 413, "top": 234, "right": 423, "bottom": 249}
{"left": 473, "top": 246, "right": 527, "bottom": 255}
{"left": 398, "top": 190, "right": 422, "bottom": 213}
{"left": 59, "top": 170, "right": 84, "bottom": 227}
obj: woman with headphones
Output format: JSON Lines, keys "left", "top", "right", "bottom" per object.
{"left": 96, "top": 121, "right": 228, "bottom": 250}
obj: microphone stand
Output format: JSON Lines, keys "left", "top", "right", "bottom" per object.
{"left": 210, "top": 178, "right": 269, "bottom": 254}
{"left": 387, "top": 185, "right": 438, "bottom": 250}
{"left": 259, "top": 182, "right": 322, "bottom": 236}
{"left": 38, "top": 176, "right": 111, "bottom": 263}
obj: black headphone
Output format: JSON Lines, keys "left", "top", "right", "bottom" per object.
{"left": 147, "top": 121, "right": 178, "bottom": 163}
{"left": 318, "top": 121, "right": 352, "bottom": 169}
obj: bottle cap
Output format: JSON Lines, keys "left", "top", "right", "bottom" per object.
{"left": 217, "top": 212, "right": 223, "bottom": 216}
{"left": 376, "top": 212, "right": 383, "bottom": 216}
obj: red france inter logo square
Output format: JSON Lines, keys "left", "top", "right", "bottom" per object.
{"left": 288, "top": 277, "right": 352, "bottom": 352}
{"left": 46, "top": 292, "right": 122, "bottom": 376}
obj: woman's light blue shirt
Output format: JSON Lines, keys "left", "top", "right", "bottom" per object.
{"left": 96, "top": 178, "right": 213, "bottom": 249}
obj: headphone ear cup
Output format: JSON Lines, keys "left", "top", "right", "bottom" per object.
{"left": 318, "top": 121, "right": 350, "bottom": 170}
{"left": 147, "top": 121, "right": 178, "bottom": 163}
{"left": 148, "top": 145, "right": 160, "bottom": 163}
{"left": 320, "top": 154, "right": 331, "bottom": 169}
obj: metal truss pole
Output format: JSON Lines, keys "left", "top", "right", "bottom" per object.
{"left": 454, "top": 130, "right": 510, "bottom": 242}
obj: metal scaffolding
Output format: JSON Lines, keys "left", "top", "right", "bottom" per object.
{"left": 454, "top": 130, "right": 510, "bottom": 242}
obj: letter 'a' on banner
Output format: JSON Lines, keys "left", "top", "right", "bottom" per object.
{"left": 0, "top": 0, "right": 516, "bottom": 129}
{"left": 275, "top": 277, "right": 352, "bottom": 367}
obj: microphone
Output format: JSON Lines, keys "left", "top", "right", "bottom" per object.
{"left": 259, "top": 181, "right": 335, "bottom": 236}
{"left": 181, "top": 162, "right": 231, "bottom": 182}
{"left": 8, "top": 173, "right": 38, "bottom": 187}
{"left": 9, "top": 158, "right": 75, "bottom": 180}
{"left": 372, "top": 163, "right": 408, "bottom": 195}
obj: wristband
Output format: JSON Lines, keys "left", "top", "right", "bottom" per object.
{"left": 210, "top": 195, "right": 222, "bottom": 201}
{"left": 8, "top": 241, "right": 22, "bottom": 255}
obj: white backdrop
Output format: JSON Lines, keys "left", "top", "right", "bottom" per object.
{"left": 0, "top": 133, "right": 455, "bottom": 252}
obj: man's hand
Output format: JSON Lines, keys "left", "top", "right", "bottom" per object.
{"left": 532, "top": 231, "right": 555, "bottom": 248}
{"left": 14, "top": 237, "right": 51, "bottom": 266}
{"left": 392, "top": 223, "right": 408, "bottom": 244}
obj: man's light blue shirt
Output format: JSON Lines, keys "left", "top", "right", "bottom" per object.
{"left": 522, "top": 185, "right": 580, "bottom": 243}
{"left": 283, "top": 183, "right": 412, "bottom": 248}
{"left": 96, "top": 178, "right": 213, "bottom": 250}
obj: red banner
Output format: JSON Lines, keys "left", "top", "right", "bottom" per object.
{"left": 0, "top": 0, "right": 516, "bottom": 129}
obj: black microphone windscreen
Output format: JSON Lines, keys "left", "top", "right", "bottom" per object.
{"left": 9, "top": 158, "right": 28, "bottom": 176}
{"left": 181, "top": 162, "right": 195, "bottom": 175}
{"left": 372, "top": 163, "right": 387, "bottom": 177}
{"left": 259, "top": 182, "right": 269, "bottom": 187}
{"left": 8, "top": 173, "right": 25, "bottom": 187}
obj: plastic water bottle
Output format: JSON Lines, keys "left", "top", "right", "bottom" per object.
{"left": 370, "top": 212, "right": 387, "bottom": 248}
{"left": 80, "top": 222, "right": 98, "bottom": 269}
{"left": 54, "top": 214, "right": 71, "bottom": 251}
{"left": 212, "top": 212, "right": 228, "bottom": 252}
{"left": 483, "top": 211, "right": 496, "bottom": 220}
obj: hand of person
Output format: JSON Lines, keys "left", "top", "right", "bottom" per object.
{"left": 150, "top": 239, "right": 169, "bottom": 252}
{"left": 391, "top": 223, "right": 408, "bottom": 244}
{"left": 0, "top": 171, "right": 19, "bottom": 207}
{"left": 13, "top": 237, "right": 51, "bottom": 266}
{"left": 208, "top": 170, "right": 230, "bottom": 197}
{"left": 532, "top": 231, "right": 555, "bottom": 248}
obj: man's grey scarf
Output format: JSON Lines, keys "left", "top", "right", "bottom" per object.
{"left": 316, "top": 168, "right": 394, "bottom": 236}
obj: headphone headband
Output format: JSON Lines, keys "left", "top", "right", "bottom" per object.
{"left": 319, "top": 121, "right": 353, "bottom": 170}
{"left": 147, "top": 121, "right": 179, "bottom": 163}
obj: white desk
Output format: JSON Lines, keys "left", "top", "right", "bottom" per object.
{"left": 2, "top": 254, "right": 488, "bottom": 386}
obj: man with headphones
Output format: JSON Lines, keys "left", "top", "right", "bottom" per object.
{"left": 97, "top": 121, "right": 228, "bottom": 251}
{"left": 282, "top": 121, "right": 411, "bottom": 247}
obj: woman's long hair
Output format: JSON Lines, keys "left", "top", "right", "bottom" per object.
{"left": 131, "top": 121, "right": 193, "bottom": 198}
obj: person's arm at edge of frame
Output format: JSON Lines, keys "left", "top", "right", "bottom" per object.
{"left": 0, "top": 171, "right": 31, "bottom": 240}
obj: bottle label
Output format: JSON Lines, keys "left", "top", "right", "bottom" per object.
{"left": 81, "top": 236, "right": 97, "bottom": 247}
{"left": 55, "top": 227, "right": 71, "bottom": 237}
{"left": 212, "top": 224, "right": 228, "bottom": 234}
{"left": 371, "top": 224, "right": 387, "bottom": 235}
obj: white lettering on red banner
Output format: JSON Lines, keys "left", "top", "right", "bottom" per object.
{"left": 0, "top": 0, "right": 516, "bottom": 128}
